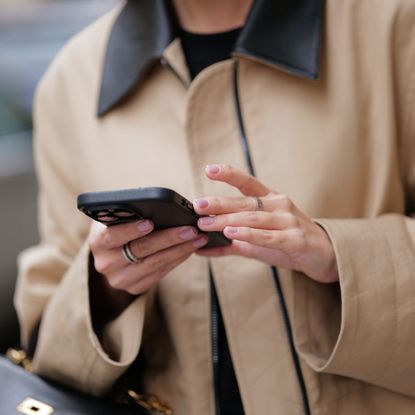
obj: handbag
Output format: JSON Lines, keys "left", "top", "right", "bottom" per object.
{"left": 0, "top": 349, "right": 172, "bottom": 415}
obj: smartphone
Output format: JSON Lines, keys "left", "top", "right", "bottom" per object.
{"left": 77, "top": 187, "right": 231, "bottom": 249}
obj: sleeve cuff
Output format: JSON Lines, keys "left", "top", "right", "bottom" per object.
{"left": 33, "top": 242, "right": 147, "bottom": 396}
{"left": 292, "top": 214, "right": 415, "bottom": 396}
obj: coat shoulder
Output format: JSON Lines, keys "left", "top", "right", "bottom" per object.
{"left": 326, "top": 0, "right": 415, "bottom": 46}
{"left": 327, "top": 0, "right": 415, "bottom": 23}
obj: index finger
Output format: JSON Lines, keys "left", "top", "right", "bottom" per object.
{"left": 205, "top": 164, "right": 270, "bottom": 197}
{"left": 90, "top": 219, "right": 154, "bottom": 251}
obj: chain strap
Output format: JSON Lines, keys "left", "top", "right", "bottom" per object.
{"left": 6, "top": 348, "right": 33, "bottom": 372}
{"left": 127, "top": 390, "right": 173, "bottom": 415}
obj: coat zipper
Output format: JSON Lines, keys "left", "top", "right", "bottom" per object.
{"left": 232, "top": 60, "right": 312, "bottom": 415}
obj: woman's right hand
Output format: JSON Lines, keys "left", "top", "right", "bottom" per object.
{"left": 88, "top": 220, "right": 208, "bottom": 295}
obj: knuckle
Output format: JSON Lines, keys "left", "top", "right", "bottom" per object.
{"left": 286, "top": 213, "right": 300, "bottom": 228}
{"left": 94, "top": 257, "right": 111, "bottom": 274}
{"left": 247, "top": 211, "right": 260, "bottom": 223}
{"left": 88, "top": 228, "right": 103, "bottom": 251}
{"left": 279, "top": 195, "right": 294, "bottom": 211}
{"left": 106, "top": 275, "right": 123, "bottom": 290}
{"left": 88, "top": 235, "right": 99, "bottom": 251}
{"left": 100, "top": 229, "right": 114, "bottom": 250}
{"left": 268, "top": 193, "right": 280, "bottom": 208}
{"left": 241, "top": 197, "right": 252, "bottom": 211}
{"left": 261, "top": 229, "right": 277, "bottom": 245}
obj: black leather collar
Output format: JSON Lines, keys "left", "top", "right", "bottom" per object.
{"left": 98, "top": 0, "right": 324, "bottom": 116}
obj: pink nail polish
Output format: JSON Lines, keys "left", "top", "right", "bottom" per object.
{"left": 179, "top": 228, "right": 197, "bottom": 240}
{"left": 138, "top": 220, "right": 152, "bottom": 231}
{"left": 193, "top": 236, "right": 208, "bottom": 248}
{"left": 226, "top": 226, "right": 238, "bottom": 234}
{"left": 194, "top": 198, "right": 209, "bottom": 209}
{"left": 206, "top": 164, "right": 220, "bottom": 174}
{"left": 199, "top": 216, "right": 215, "bottom": 226}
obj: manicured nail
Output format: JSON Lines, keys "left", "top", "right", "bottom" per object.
{"left": 194, "top": 198, "right": 209, "bottom": 209}
{"left": 199, "top": 216, "right": 215, "bottom": 226}
{"left": 206, "top": 164, "right": 220, "bottom": 174}
{"left": 225, "top": 226, "right": 238, "bottom": 234}
{"left": 179, "top": 228, "right": 197, "bottom": 240}
{"left": 138, "top": 220, "right": 152, "bottom": 231}
{"left": 193, "top": 236, "right": 208, "bottom": 248}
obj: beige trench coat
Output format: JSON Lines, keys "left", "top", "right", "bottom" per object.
{"left": 15, "top": 1, "right": 415, "bottom": 414}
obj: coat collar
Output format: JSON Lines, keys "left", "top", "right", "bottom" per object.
{"left": 98, "top": 0, "right": 325, "bottom": 116}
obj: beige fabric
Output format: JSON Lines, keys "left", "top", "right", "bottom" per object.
{"left": 14, "top": 1, "right": 415, "bottom": 414}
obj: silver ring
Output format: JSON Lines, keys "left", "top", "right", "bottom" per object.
{"left": 122, "top": 241, "right": 140, "bottom": 264}
{"left": 254, "top": 196, "right": 264, "bottom": 211}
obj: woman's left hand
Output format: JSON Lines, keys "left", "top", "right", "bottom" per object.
{"left": 194, "top": 164, "right": 339, "bottom": 284}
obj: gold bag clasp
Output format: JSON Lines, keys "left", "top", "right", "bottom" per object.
{"left": 16, "top": 397, "right": 54, "bottom": 415}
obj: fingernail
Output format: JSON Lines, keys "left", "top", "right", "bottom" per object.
{"left": 194, "top": 198, "right": 209, "bottom": 209}
{"left": 179, "top": 228, "right": 197, "bottom": 240}
{"left": 193, "top": 236, "right": 208, "bottom": 248}
{"left": 138, "top": 220, "right": 152, "bottom": 231}
{"left": 225, "top": 226, "right": 238, "bottom": 234}
{"left": 199, "top": 216, "right": 215, "bottom": 226}
{"left": 206, "top": 164, "right": 220, "bottom": 174}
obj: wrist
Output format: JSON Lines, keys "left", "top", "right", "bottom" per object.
{"left": 312, "top": 221, "right": 339, "bottom": 283}
{"left": 88, "top": 253, "right": 136, "bottom": 334}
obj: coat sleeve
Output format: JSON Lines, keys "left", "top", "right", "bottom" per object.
{"left": 291, "top": 5, "right": 415, "bottom": 398}
{"left": 14, "top": 40, "right": 146, "bottom": 397}
{"left": 292, "top": 214, "right": 415, "bottom": 397}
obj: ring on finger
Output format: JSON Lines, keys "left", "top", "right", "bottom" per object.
{"left": 122, "top": 241, "right": 141, "bottom": 264}
{"left": 253, "top": 196, "right": 264, "bottom": 211}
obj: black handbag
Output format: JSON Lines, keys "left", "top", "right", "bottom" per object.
{"left": 0, "top": 349, "right": 172, "bottom": 415}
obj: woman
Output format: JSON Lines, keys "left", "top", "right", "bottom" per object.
{"left": 15, "top": 0, "right": 415, "bottom": 414}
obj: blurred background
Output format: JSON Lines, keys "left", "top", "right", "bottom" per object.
{"left": 0, "top": 0, "right": 119, "bottom": 352}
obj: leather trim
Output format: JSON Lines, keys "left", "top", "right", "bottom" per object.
{"left": 234, "top": 0, "right": 324, "bottom": 79}
{"left": 98, "top": 0, "right": 176, "bottom": 116}
{"left": 98, "top": 0, "right": 325, "bottom": 116}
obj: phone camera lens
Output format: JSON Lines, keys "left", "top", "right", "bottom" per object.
{"left": 113, "top": 209, "right": 135, "bottom": 218}
{"left": 98, "top": 216, "right": 117, "bottom": 223}
{"left": 97, "top": 210, "right": 110, "bottom": 217}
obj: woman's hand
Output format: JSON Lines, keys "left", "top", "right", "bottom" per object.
{"left": 89, "top": 220, "right": 208, "bottom": 295}
{"left": 194, "top": 164, "right": 339, "bottom": 283}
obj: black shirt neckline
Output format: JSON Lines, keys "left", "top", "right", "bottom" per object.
{"left": 179, "top": 26, "right": 242, "bottom": 79}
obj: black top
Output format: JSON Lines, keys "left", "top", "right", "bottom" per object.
{"left": 179, "top": 27, "right": 241, "bottom": 79}
{"left": 179, "top": 27, "right": 245, "bottom": 415}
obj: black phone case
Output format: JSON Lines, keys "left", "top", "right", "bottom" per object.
{"left": 77, "top": 187, "right": 231, "bottom": 249}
